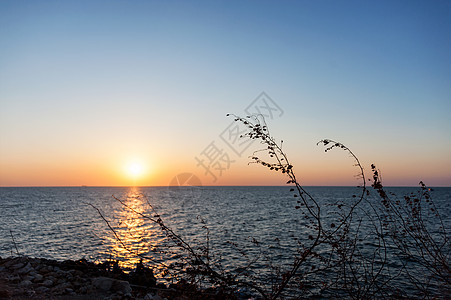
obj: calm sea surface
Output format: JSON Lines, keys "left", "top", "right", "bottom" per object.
{"left": 1, "top": 186, "right": 450, "bottom": 293}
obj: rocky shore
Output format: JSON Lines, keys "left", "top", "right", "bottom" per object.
{"left": 0, "top": 256, "right": 237, "bottom": 300}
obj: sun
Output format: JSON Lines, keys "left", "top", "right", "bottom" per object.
{"left": 125, "top": 161, "right": 145, "bottom": 179}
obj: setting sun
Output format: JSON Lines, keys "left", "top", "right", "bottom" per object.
{"left": 125, "top": 161, "right": 145, "bottom": 179}
{"left": 119, "top": 156, "right": 156, "bottom": 186}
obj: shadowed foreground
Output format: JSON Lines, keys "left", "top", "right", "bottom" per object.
{"left": 0, "top": 256, "right": 239, "bottom": 300}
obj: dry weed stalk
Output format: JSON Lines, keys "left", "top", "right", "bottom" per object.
{"left": 91, "top": 114, "right": 449, "bottom": 299}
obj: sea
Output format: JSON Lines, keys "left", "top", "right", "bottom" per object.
{"left": 1, "top": 186, "right": 450, "bottom": 296}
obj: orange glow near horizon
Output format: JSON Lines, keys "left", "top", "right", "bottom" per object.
{"left": 0, "top": 150, "right": 450, "bottom": 187}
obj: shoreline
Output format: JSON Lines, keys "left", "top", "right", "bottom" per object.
{"left": 0, "top": 256, "right": 238, "bottom": 300}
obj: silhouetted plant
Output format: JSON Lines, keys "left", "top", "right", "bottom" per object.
{"left": 228, "top": 114, "right": 385, "bottom": 299}
{"left": 229, "top": 114, "right": 449, "bottom": 298}
{"left": 370, "top": 166, "right": 450, "bottom": 297}
{"left": 92, "top": 113, "right": 449, "bottom": 299}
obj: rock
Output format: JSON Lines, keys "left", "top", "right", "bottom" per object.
{"left": 37, "top": 265, "right": 49, "bottom": 274}
{"left": 55, "top": 277, "right": 67, "bottom": 285}
{"left": 144, "top": 294, "right": 163, "bottom": 300}
{"left": 69, "top": 269, "right": 84, "bottom": 278}
{"left": 28, "top": 270, "right": 38, "bottom": 277}
{"left": 46, "top": 271, "right": 59, "bottom": 279}
{"left": 92, "top": 277, "right": 113, "bottom": 291}
{"left": 78, "top": 286, "right": 87, "bottom": 294}
{"left": 0, "top": 258, "right": 11, "bottom": 268}
{"left": 35, "top": 286, "right": 50, "bottom": 294}
{"left": 33, "top": 273, "right": 44, "bottom": 282}
{"left": 18, "top": 257, "right": 30, "bottom": 263}
{"left": 11, "top": 262, "right": 25, "bottom": 270}
{"left": 64, "top": 272, "right": 74, "bottom": 281}
{"left": 112, "top": 279, "right": 132, "bottom": 295}
{"left": 46, "top": 275, "right": 57, "bottom": 283}
{"left": 72, "top": 277, "right": 83, "bottom": 288}
{"left": 0, "top": 256, "right": 179, "bottom": 299}
{"left": 0, "top": 288, "right": 11, "bottom": 298}
{"left": 144, "top": 294, "right": 153, "bottom": 300}
{"left": 1, "top": 258, "right": 19, "bottom": 269}
{"left": 53, "top": 282, "right": 71, "bottom": 290}
{"left": 87, "top": 284, "right": 97, "bottom": 294}
{"left": 52, "top": 282, "right": 71, "bottom": 295}
{"left": 23, "top": 274, "right": 35, "bottom": 282}
{"left": 17, "top": 262, "right": 33, "bottom": 275}
{"left": 9, "top": 275, "right": 20, "bottom": 283}
{"left": 18, "top": 280, "right": 33, "bottom": 288}
{"left": 29, "top": 258, "right": 40, "bottom": 268}
{"left": 92, "top": 276, "right": 132, "bottom": 296}
{"left": 42, "top": 279, "right": 54, "bottom": 287}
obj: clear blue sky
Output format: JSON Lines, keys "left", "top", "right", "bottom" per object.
{"left": 1, "top": 0, "right": 450, "bottom": 186}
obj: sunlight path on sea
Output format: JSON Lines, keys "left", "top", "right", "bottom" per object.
{"left": 99, "top": 188, "right": 168, "bottom": 277}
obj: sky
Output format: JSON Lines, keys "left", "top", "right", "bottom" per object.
{"left": 0, "top": 0, "right": 450, "bottom": 187}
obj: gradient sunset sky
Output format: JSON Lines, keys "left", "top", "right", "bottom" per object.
{"left": 1, "top": 0, "right": 450, "bottom": 187}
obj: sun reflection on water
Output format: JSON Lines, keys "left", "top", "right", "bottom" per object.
{"left": 101, "top": 188, "right": 170, "bottom": 278}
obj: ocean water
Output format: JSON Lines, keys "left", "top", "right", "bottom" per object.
{"left": 0, "top": 186, "right": 450, "bottom": 295}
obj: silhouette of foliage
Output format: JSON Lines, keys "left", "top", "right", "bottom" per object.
{"left": 93, "top": 113, "right": 449, "bottom": 299}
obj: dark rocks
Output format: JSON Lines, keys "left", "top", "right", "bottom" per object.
{"left": 17, "top": 262, "right": 33, "bottom": 275}
{"left": 92, "top": 276, "right": 133, "bottom": 298}
{"left": 41, "top": 278, "right": 54, "bottom": 287}
{"left": 0, "top": 288, "right": 11, "bottom": 298}
{"left": 144, "top": 294, "right": 164, "bottom": 300}
{"left": 93, "top": 276, "right": 114, "bottom": 291}
{"left": 0, "top": 256, "right": 237, "bottom": 300}
{"left": 18, "top": 279, "right": 33, "bottom": 288}
{"left": 33, "top": 273, "right": 44, "bottom": 282}
{"left": 34, "top": 286, "right": 50, "bottom": 294}
{"left": 112, "top": 279, "right": 132, "bottom": 295}
{"left": 0, "top": 256, "right": 164, "bottom": 299}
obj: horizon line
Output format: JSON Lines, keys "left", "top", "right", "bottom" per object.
{"left": 1, "top": 185, "right": 449, "bottom": 188}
